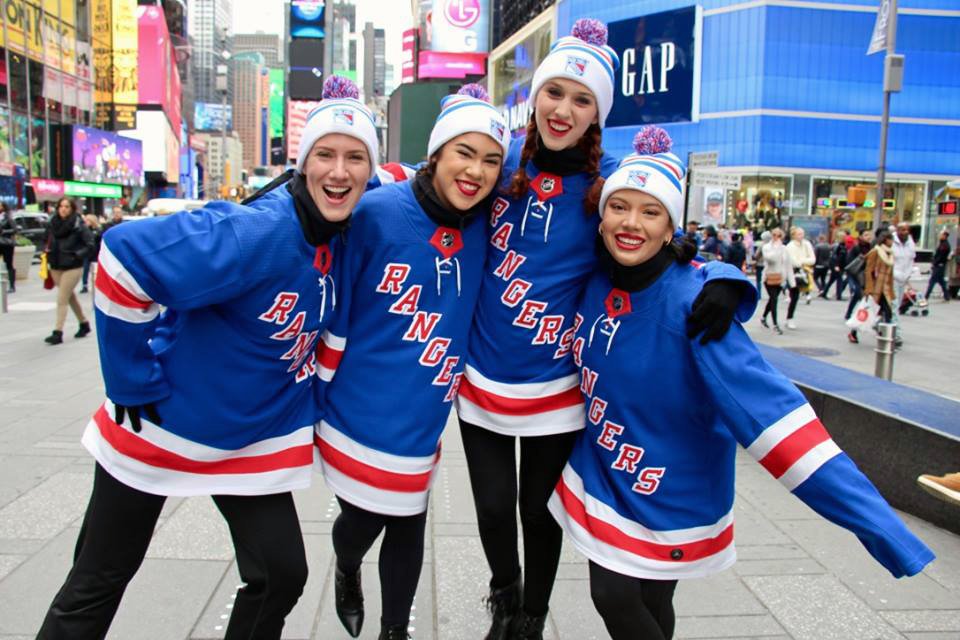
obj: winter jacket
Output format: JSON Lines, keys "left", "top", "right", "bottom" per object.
{"left": 47, "top": 213, "right": 94, "bottom": 270}
{"left": 865, "top": 245, "right": 895, "bottom": 303}
{"left": 0, "top": 210, "right": 18, "bottom": 246}
{"left": 762, "top": 242, "right": 795, "bottom": 288}
{"left": 932, "top": 239, "right": 950, "bottom": 268}
{"left": 892, "top": 233, "right": 916, "bottom": 284}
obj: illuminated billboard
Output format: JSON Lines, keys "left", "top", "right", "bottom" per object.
{"left": 290, "top": 1, "right": 325, "bottom": 39}
{"left": 418, "top": 0, "right": 489, "bottom": 53}
{"left": 72, "top": 126, "right": 143, "bottom": 187}
{"left": 195, "top": 103, "right": 233, "bottom": 131}
{"left": 269, "top": 68, "right": 285, "bottom": 139}
{"left": 286, "top": 100, "right": 322, "bottom": 162}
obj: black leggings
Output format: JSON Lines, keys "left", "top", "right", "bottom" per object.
{"left": 332, "top": 497, "right": 428, "bottom": 627}
{"left": 589, "top": 561, "right": 678, "bottom": 640}
{"left": 459, "top": 418, "right": 578, "bottom": 616}
{"left": 0, "top": 243, "right": 13, "bottom": 282}
{"left": 786, "top": 285, "right": 801, "bottom": 319}
{"left": 38, "top": 464, "right": 308, "bottom": 640}
{"left": 762, "top": 283, "right": 782, "bottom": 325}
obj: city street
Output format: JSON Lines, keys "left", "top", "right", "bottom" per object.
{"left": 0, "top": 275, "right": 958, "bottom": 639}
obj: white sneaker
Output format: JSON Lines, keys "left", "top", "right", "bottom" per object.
{"left": 786, "top": 320, "right": 797, "bottom": 330}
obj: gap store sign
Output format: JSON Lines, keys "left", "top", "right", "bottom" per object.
{"left": 606, "top": 5, "right": 701, "bottom": 127}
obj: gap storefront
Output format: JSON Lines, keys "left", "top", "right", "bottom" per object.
{"left": 519, "top": 0, "right": 960, "bottom": 247}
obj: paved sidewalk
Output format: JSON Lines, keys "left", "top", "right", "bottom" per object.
{"left": 0, "top": 276, "right": 958, "bottom": 639}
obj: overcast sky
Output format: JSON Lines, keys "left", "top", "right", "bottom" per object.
{"left": 232, "top": 0, "right": 414, "bottom": 64}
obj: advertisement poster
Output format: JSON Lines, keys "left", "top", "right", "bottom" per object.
{"left": 491, "top": 18, "right": 553, "bottom": 132}
{"left": 286, "top": 100, "right": 322, "bottom": 162}
{"left": 702, "top": 186, "right": 726, "bottom": 227}
{"left": 606, "top": 6, "right": 700, "bottom": 127}
{"left": 269, "top": 69, "right": 285, "bottom": 139}
{"left": 112, "top": 0, "right": 139, "bottom": 106}
{"left": 72, "top": 126, "right": 143, "bottom": 186}
{"left": 290, "top": 1, "right": 325, "bottom": 39}
{"left": 194, "top": 103, "right": 233, "bottom": 131}
{"left": 426, "top": 0, "right": 489, "bottom": 53}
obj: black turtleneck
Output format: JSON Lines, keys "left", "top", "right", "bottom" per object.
{"left": 596, "top": 234, "right": 675, "bottom": 293}
{"left": 412, "top": 170, "right": 488, "bottom": 230}
{"left": 286, "top": 171, "right": 350, "bottom": 246}
{"left": 531, "top": 136, "right": 590, "bottom": 176}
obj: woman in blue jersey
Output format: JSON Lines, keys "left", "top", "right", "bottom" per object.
{"left": 37, "top": 77, "right": 378, "bottom": 640}
{"left": 548, "top": 131, "right": 935, "bottom": 639}
{"left": 453, "top": 20, "right": 755, "bottom": 639}
{"left": 314, "top": 85, "right": 511, "bottom": 640}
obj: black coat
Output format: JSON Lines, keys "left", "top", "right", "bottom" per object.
{"left": 47, "top": 213, "right": 94, "bottom": 270}
{"left": 933, "top": 239, "right": 950, "bottom": 267}
{"left": 0, "top": 211, "right": 18, "bottom": 247}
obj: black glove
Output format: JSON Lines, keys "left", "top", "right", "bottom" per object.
{"left": 114, "top": 403, "right": 162, "bottom": 433}
{"left": 687, "top": 280, "right": 743, "bottom": 345}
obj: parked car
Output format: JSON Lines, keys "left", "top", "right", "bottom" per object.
{"left": 13, "top": 211, "right": 49, "bottom": 256}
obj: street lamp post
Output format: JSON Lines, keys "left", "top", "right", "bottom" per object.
{"left": 216, "top": 32, "right": 231, "bottom": 199}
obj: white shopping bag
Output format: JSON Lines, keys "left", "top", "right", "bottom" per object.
{"left": 845, "top": 298, "right": 879, "bottom": 332}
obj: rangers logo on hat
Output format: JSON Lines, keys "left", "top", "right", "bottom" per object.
{"left": 565, "top": 55, "right": 588, "bottom": 76}
{"left": 333, "top": 108, "right": 355, "bottom": 126}
{"left": 627, "top": 170, "right": 649, "bottom": 187}
{"left": 489, "top": 118, "right": 505, "bottom": 142}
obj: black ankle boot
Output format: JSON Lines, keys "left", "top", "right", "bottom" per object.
{"left": 44, "top": 330, "right": 63, "bottom": 345}
{"left": 75, "top": 321, "right": 91, "bottom": 338}
{"left": 334, "top": 567, "right": 364, "bottom": 638}
{"left": 484, "top": 576, "right": 522, "bottom": 640}
{"left": 378, "top": 623, "right": 410, "bottom": 640}
{"left": 7, "top": 270, "right": 14, "bottom": 292}
{"left": 513, "top": 610, "right": 547, "bottom": 640}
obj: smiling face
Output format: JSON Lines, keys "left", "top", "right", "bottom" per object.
{"left": 431, "top": 132, "right": 504, "bottom": 212}
{"left": 534, "top": 78, "right": 599, "bottom": 151}
{"left": 601, "top": 190, "right": 674, "bottom": 267}
{"left": 302, "top": 133, "right": 370, "bottom": 222}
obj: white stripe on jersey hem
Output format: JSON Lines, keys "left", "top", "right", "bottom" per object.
{"left": 318, "top": 366, "right": 336, "bottom": 382}
{"left": 320, "top": 461, "right": 430, "bottom": 516}
{"left": 82, "top": 425, "right": 312, "bottom": 497}
{"left": 98, "top": 241, "right": 153, "bottom": 300}
{"left": 455, "top": 394, "right": 585, "bottom": 437}
{"left": 745, "top": 404, "right": 817, "bottom": 461}
{"left": 318, "top": 420, "right": 438, "bottom": 474}
{"left": 101, "top": 400, "right": 315, "bottom": 461}
{"left": 560, "top": 465, "right": 734, "bottom": 545}
{"left": 321, "top": 330, "right": 346, "bottom": 350}
{"left": 781, "top": 440, "right": 842, "bottom": 491}
{"left": 548, "top": 493, "right": 737, "bottom": 580}
{"left": 463, "top": 364, "right": 579, "bottom": 399}
{"left": 94, "top": 293, "right": 160, "bottom": 323}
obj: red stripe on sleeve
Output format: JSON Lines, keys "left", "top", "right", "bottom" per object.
{"left": 758, "top": 419, "right": 831, "bottom": 478}
{"left": 95, "top": 266, "right": 154, "bottom": 310}
{"left": 316, "top": 341, "right": 344, "bottom": 371}
{"left": 457, "top": 376, "right": 584, "bottom": 417}
{"left": 381, "top": 163, "right": 410, "bottom": 183}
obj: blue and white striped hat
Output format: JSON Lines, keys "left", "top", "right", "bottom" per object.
{"left": 427, "top": 84, "right": 511, "bottom": 159}
{"left": 296, "top": 76, "right": 379, "bottom": 179}
{"left": 529, "top": 19, "right": 620, "bottom": 128}
{"left": 600, "top": 127, "right": 687, "bottom": 228}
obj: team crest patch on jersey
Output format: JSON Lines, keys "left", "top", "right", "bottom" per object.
{"left": 627, "top": 170, "right": 649, "bottom": 188}
{"left": 604, "top": 288, "right": 632, "bottom": 318}
{"left": 429, "top": 226, "right": 464, "bottom": 260}
{"left": 489, "top": 118, "right": 505, "bottom": 142}
{"left": 565, "top": 56, "right": 588, "bottom": 77}
{"left": 333, "top": 108, "right": 355, "bottom": 126}
{"left": 531, "top": 172, "right": 564, "bottom": 202}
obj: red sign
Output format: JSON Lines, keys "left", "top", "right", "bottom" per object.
{"left": 34, "top": 179, "right": 66, "bottom": 198}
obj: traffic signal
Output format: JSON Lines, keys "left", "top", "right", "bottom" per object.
{"left": 937, "top": 201, "right": 958, "bottom": 216}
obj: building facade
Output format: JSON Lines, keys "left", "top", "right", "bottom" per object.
{"left": 187, "top": 0, "right": 233, "bottom": 105}
{"left": 232, "top": 52, "right": 269, "bottom": 172}
{"left": 198, "top": 130, "right": 242, "bottom": 194}
{"left": 234, "top": 32, "right": 282, "bottom": 67}
{"left": 362, "top": 22, "right": 386, "bottom": 101}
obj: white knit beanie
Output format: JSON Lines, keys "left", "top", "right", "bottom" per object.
{"left": 600, "top": 126, "right": 687, "bottom": 229}
{"left": 528, "top": 19, "right": 620, "bottom": 128}
{"left": 426, "top": 84, "right": 511, "bottom": 159}
{"left": 296, "top": 76, "right": 379, "bottom": 179}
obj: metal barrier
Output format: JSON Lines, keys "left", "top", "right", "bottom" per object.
{"left": 1, "top": 261, "right": 7, "bottom": 313}
{"left": 874, "top": 322, "right": 896, "bottom": 380}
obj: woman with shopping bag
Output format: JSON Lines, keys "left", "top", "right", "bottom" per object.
{"left": 847, "top": 230, "right": 896, "bottom": 345}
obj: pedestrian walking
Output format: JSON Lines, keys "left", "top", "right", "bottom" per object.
{"left": 849, "top": 230, "right": 898, "bottom": 346}
{"left": 315, "top": 84, "right": 511, "bottom": 640}
{"left": 843, "top": 231, "right": 873, "bottom": 338}
{"left": 753, "top": 230, "right": 771, "bottom": 295}
{"left": 548, "top": 145, "right": 934, "bottom": 640}
{"left": 79, "top": 214, "right": 101, "bottom": 293}
{"left": 700, "top": 225, "right": 722, "bottom": 259}
{"left": 822, "top": 230, "right": 848, "bottom": 299}
{"left": 892, "top": 222, "right": 916, "bottom": 336}
{"left": 723, "top": 232, "right": 746, "bottom": 272}
{"left": 785, "top": 226, "right": 815, "bottom": 328}
{"left": 0, "top": 202, "right": 18, "bottom": 292}
{"left": 813, "top": 234, "right": 831, "bottom": 293}
{"left": 37, "top": 76, "right": 376, "bottom": 640}
{"left": 43, "top": 197, "right": 94, "bottom": 345}
{"left": 924, "top": 229, "right": 951, "bottom": 301}
{"left": 452, "top": 22, "right": 753, "bottom": 639}
{"left": 759, "top": 228, "right": 794, "bottom": 334}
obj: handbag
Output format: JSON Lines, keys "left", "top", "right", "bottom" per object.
{"left": 845, "top": 297, "right": 879, "bottom": 331}
{"left": 39, "top": 252, "right": 54, "bottom": 289}
{"left": 766, "top": 272, "right": 783, "bottom": 286}
{"left": 844, "top": 255, "right": 865, "bottom": 277}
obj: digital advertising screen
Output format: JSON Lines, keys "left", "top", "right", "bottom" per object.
{"left": 72, "top": 126, "right": 143, "bottom": 187}
{"left": 289, "top": 39, "right": 324, "bottom": 100}
{"left": 194, "top": 102, "right": 233, "bottom": 131}
{"left": 290, "top": 1, "right": 325, "bottom": 39}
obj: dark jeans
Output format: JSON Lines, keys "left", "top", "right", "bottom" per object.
{"left": 0, "top": 243, "right": 13, "bottom": 286}
{"left": 589, "top": 561, "right": 678, "bottom": 640}
{"left": 332, "top": 497, "right": 428, "bottom": 627}
{"left": 823, "top": 268, "right": 846, "bottom": 298}
{"left": 814, "top": 266, "right": 829, "bottom": 292}
{"left": 38, "top": 464, "right": 307, "bottom": 640}
{"left": 845, "top": 277, "right": 863, "bottom": 320}
{"left": 925, "top": 264, "right": 948, "bottom": 299}
{"left": 786, "top": 285, "right": 801, "bottom": 319}
{"left": 459, "top": 418, "right": 578, "bottom": 616}
{"left": 81, "top": 257, "right": 92, "bottom": 288}
{"left": 754, "top": 265, "right": 764, "bottom": 295}
{"left": 762, "top": 283, "right": 783, "bottom": 326}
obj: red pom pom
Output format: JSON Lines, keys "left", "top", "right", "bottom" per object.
{"left": 571, "top": 18, "right": 608, "bottom": 47}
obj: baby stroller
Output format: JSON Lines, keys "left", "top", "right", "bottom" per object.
{"left": 899, "top": 266, "right": 929, "bottom": 317}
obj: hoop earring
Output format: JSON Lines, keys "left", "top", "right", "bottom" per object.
{"left": 598, "top": 223, "right": 603, "bottom": 235}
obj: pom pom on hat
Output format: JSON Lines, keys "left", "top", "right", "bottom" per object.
{"left": 633, "top": 126, "right": 672, "bottom": 155}
{"left": 571, "top": 18, "right": 608, "bottom": 46}
{"left": 322, "top": 75, "right": 360, "bottom": 100}
{"left": 528, "top": 19, "right": 620, "bottom": 127}
{"left": 427, "top": 83, "right": 510, "bottom": 159}
{"left": 457, "top": 83, "right": 490, "bottom": 102}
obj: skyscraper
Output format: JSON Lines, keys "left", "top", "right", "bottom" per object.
{"left": 235, "top": 32, "right": 283, "bottom": 68}
{"left": 232, "top": 52, "right": 270, "bottom": 172}
{"left": 188, "top": 0, "right": 234, "bottom": 106}
{"left": 361, "top": 22, "right": 385, "bottom": 102}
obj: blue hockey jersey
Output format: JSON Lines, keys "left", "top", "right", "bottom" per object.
{"left": 456, "top": 136, "right": 756, "bottom": 437}
{"left": 84, "top": 185, "right": 339, "bottom": 496}
{"left": 548, "top": 263, "right": 935, "bottom": 580}
{"left": 316, "top": 180, "right": 485, "bottom": 516}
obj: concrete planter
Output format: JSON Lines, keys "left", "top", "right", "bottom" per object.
{"left": 13, "top": 245, "right": 33, "bottom": 280}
